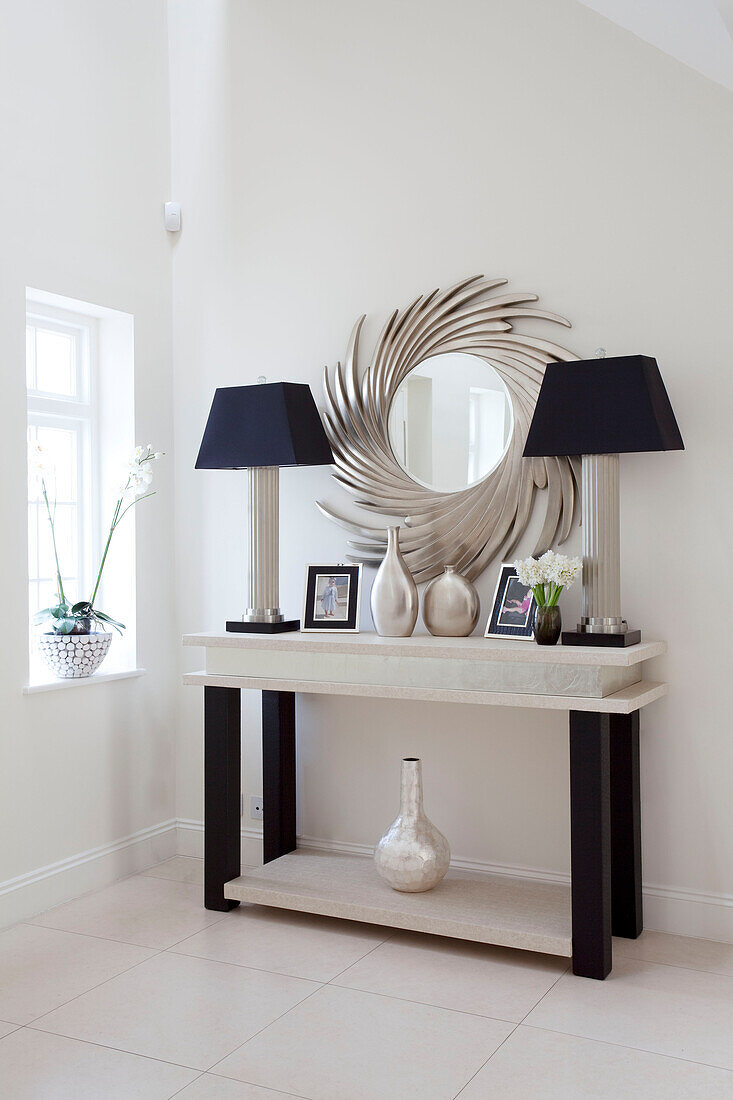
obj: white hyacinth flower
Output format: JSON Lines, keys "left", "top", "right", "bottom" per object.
{"left": 548, "top": 554, "right": 582, "bottom": 588}
{"left": 514, "top": 556, "right": 545, "bottom": 589}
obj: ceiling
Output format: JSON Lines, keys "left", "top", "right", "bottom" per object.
{"left": 578, "top": 0, "right": 733, "bottom": 92}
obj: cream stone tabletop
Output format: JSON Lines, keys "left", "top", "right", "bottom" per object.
{"left": 184, "top": 630, "right": 666, "bottom": 667}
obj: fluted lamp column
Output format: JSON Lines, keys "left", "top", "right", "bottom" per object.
{"left": 195, "top": 379, "right": 333, "bottom": 633}
{"left": 523, "top": 355, "right": 684, "bottom": 647}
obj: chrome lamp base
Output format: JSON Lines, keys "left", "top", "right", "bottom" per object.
{"left": 225, "top": 466, "right": 300, "bottom": 635}
{"left": 561, "top": 453, "right": 641, "bottom": 648}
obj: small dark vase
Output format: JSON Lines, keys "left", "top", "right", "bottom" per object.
{"left": 533, "top": 604, "right": 561, "bottom": 646}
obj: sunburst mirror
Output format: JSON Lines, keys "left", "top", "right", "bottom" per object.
{"left": 316, "top": 275, "right": 581, "bottom": 584}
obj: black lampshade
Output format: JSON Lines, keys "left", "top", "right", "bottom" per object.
{"left": 195, "top": 382, "right": 334, "bottom": 469}
{"left": 523, "top": 355, "right": 684, "bottom": 457}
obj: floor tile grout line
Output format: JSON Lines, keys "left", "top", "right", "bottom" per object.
{"left": 10, "top": 904, "right": 377, "bottom": 1034}
{"left": 450, "top": 963, "right": 571, "bottom": 1099}
{"left": 451, "top": 1023, "right": 521, "bottom": 1099}
{"left": 206, "top": 1071, "right": 312, "bottom": 1099}
{"left": 164, "top": 913, "right": 397, "bottom": 981}
{"left": 520, "top": 1022, "right": 733, "bottom": 1074}
{"left": 323, "top": 930, "right": 400, "bottom": 985}
{"left": 157, "top": 913, "right": 231, "bottom": 953}
{"left": 21, "top": 940, "right": 177, "bottom": 1027}
{"left": 325, "top": 978, "right": 522, "bottom": 1026}
{"left": 610, "top": 949, "right": 733, "bottom": 979}
{"left": 204, "top": 980, "right": 327, "bottom": 1078}
{"left": 11, "top": 870, "right": 205, "bottom": 935}
{"left": 516, "top": 964, "right": 572, "bottom": 1026}
{"left": 164, "top": 947, "right": 336, "bottom": 984}
{"left": 20, "top": 914, "right": 228, "bottom": 951}
{"left": 13, "top": 909, "right": 733, "bottom": 984}
{"left": 139, "top": 873, "right": 203, "bottom": 884}
{"left": 12, "top": 920, "right": 167, "bottom": 950}
{"left": 165, "top": 1069, "right": 206, "bottom": 1098}
{"left": 19, "top": 1023, "right": 204, "bottom": 1073}
{"left": 20, "top": 913, "right": 251, "bottom": 1030}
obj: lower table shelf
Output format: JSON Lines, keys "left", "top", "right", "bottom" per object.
{"left": 224, "top": 849, "right": 572, "bottom": 958}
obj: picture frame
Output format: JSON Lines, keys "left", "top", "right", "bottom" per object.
{"left": 302, "top": 564, "right": 363, "bottom": 632}
{"left": 484, "top": 562, "right": 537, "bottom": 639}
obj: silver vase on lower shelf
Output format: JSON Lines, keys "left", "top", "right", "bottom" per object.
{"left": 374, "top": 758, "right": 450, "bottom": 893}
{"left": 369, "top": 525, "right": 418, "bottom": 637}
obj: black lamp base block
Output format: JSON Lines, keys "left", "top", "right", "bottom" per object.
{"left": 226, "top": 619, "right": 300, "bottom": 634}
{"left": 562, "top": 629, "right": 642, "bottom": 648}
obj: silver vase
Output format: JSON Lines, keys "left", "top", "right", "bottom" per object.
{"left": 422, "top": 565, "right": 480, "bottom": 637}
{"left": 370, "top": 525, "right": 418, "bottom": 637}
{"left": 375, "top": 758, "right": 450, "bottom": 892}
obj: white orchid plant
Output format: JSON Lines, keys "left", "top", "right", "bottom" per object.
{"left": 31, "top": 443, "right": 163, "bottom": 636}
{"left": 514, "top": 550, "right": 582, "bottom": 608}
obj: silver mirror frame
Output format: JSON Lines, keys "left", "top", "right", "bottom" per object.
{"left": 317, "top": 275, "right": 581, "bottom": 584}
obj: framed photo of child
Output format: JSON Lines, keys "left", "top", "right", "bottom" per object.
{"left": 484, "top": 562, "right": 537, "bottom": 639}
{"left": 302, "top": 564, "right": 363, "bottom": 632}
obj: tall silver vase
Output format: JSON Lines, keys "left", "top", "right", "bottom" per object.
{"left": 422, "top": 565, "right": 480, "bottom": 637}
{"left": 375, "top": 758, "right": 450, "bottom": 892}
{"left": 370, "top": 525, "right": 418, "bottom": 637}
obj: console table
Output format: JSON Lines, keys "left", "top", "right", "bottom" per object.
{"left": 183, "top": 632, "right": 667, "bottom": 980}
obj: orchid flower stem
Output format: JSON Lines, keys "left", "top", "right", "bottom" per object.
{"left": 41, "top": 479, "right": 66, "bottom": 606}
{"left": 88, "top": 483, "right": 156, "bottom": 607}
{"left": 89, "top": 524, "right": 115, "bottom": 608}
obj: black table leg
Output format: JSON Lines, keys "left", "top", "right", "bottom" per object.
{"left": 262, "top": 691, "right": 296, "bottom": 864}
{"left": 570, "top": 711, "right": 612, "bottom": 979}
{"left": 610, "top": 711, "right": 643, "bottom": 938}
{"left": 204, "top": 686, "right": 241, "bottom": 911}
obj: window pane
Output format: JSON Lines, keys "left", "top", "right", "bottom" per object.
{"left": 37, "top": 502, "right": 77, "bottom": 583}
{"left": 27, "top": 502, "right": 37, "bottom": 576}
{"left": 36, "top": 425, "right": 77, "bottom": 501}
{"left": 26, "top": 326, "right": 35, "bottom": 389}
{"left": 32, "top": 579, "right": 62, "bottom": 617}
{"left": 35, "top": 328, "right": 75, "bottom": 395}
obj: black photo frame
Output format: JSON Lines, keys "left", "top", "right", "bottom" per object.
{"left": 484, "top": 562, "right": 537, "bottom": 639}
{"left": 302, "top": 564, "right": 362, "bottom": 632}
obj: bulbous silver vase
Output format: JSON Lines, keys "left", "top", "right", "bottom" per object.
{"left": 370, "top": 525, "right": 418, "bottom": 637}
{"left": 374, "top": 758, "right": 450, "bottom": 893}
{"left": 422, "top": 565, "right": 480, "bottom": 637}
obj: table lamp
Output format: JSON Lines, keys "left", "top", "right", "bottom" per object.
{"left": 196, "top": 380, "right": 333, "bottom": 633}
{"left": 523, "top": 354, "right": 684, "bottom": 646}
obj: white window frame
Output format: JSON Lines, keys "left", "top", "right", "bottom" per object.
{"left": 26, "top": 303, "right": 100, "bottom": 615}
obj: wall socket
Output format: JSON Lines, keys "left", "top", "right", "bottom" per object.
{"left": 250, "top": 795, "right": 264, "bottom": 820}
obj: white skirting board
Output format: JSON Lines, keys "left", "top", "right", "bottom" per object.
{"left": 177, "top": 820, "right": 733, "bottom": 944}
{"left": 0, "top": 820, "right": 177, "bottom": 929}
{"left": 2, "top": 818, "right": 729, "bottom": 943}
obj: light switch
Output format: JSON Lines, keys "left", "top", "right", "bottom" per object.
{"left": 164, "top": 201, "right": 181, "bottom": 232}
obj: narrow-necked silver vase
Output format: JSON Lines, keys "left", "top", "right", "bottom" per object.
{"left": 374, "top": 758, "right": 450, "bottom": 892}
{"left": 422, "top": 565, "right": 480, "bottom": 637}
{"left": 369, "top": 525, "right": 418, "bottom": 637}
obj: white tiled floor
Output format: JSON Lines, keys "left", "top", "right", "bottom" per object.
{"left": 0, "top": 855, "right": 729, "bottom": 1099}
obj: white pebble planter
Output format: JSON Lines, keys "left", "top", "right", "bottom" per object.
{"left": 38, "top": 632, "right": 113, "bottom": 679}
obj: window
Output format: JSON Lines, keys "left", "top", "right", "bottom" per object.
{"left": 26, "top": 305, "right": 97, "bottom": 618}
{"left": 25, "top": 289, "right": 137, "bottom": 684}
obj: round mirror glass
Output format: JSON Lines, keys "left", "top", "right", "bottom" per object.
{"left": 387, "top": 352, "right": 513, "bottom": 493}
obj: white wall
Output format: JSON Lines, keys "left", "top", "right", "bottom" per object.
{"left": 172, "top": 0, "right": 727, "bottom": 940}
{"left": 0, "top": 0, "right": 177, "bottom": 923}
{"left": 169, "top": 0, "right": 733, "bottom": 939}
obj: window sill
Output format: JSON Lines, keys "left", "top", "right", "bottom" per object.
{"left": 22, "top": 668, "right": 146, "bottom": 695}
